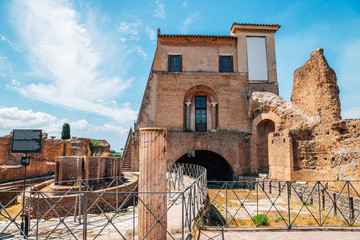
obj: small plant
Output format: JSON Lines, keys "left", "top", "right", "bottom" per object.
{"left": 252, "top": 214, "right": 269, "bottom": 226}
{"left": 91, "top": 139, "right": 102, "bottom": 147}
{"left": 305, "top": 202, "right": 313, "bottom": 206}
{"left": 216, "top": 203, "right": 224, "bottom": 211}
{"left": 273, "top": 217, "right": 281, "bottom": 223}
{"left": 307, "top": 220, "right": 314, "bottom": 226}
{"left": 61, "top": 123, "right": 71, "bottom": 140}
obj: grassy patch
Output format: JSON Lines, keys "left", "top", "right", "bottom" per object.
{"left": 252, "top": 214, "right": 269, "bottom": 226}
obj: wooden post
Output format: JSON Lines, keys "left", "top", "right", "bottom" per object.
{"left": 138, "top": 128, "right": 167, "bottom": 240}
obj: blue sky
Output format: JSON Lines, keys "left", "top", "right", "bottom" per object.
{"left": 0, "top": 0, "right": 359, "bottom": 151}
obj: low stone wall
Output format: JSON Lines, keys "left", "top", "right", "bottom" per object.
{"left": 261, "top": 179, "right": 360, "bottom": 222}
{"left": 0, "top": 133, "right": 112, "bottom": 183}
{"left": 0, "top": 160, "right": 54, "bottom": 184}
{"left": 23, "top": 174, "right": 138, "bottom": 220}
{"left": 55, "top": 156, "right": 121, "bottom": 185}
{"left": 0, "top": 176, "right": 54, "bottom": 207}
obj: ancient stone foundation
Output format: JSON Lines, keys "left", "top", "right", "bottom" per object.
{"left": 0, "top": 132, "right": 111, "bottom": 183}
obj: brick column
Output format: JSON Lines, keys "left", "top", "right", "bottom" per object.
{"left": 185, "top": 101, "right": 191, "bottom": 131}
{"left": 138, "top": 128, "right": 167, "bottom": 240}
{"left": 211, "top": 102, "right": 218, "bottom": 130}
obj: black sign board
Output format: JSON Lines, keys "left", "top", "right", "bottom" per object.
{"left": 11, "top": 129, "right": 42, "bottom": 153}
{"left": 21, "top": 156, "right": 31, "bottom": 166}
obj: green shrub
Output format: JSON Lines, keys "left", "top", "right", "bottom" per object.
{"left": 61, "top": 123, "right": 71, "bottom": 140}
{"left": 252, "top": 214, "right": 269, "bottom": 226}
{"left": 90, "top": 139, "right": 102, "bottom": 147}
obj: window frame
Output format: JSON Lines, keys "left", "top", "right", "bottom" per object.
{"left": 168, "top": 55, "right": 182, "bottom": 72}
{"left": 219, "top": 55, "right": 233, "bottom": 73}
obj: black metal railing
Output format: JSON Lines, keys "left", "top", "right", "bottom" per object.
{"left": 199, "top": 180, "right": 360, "bottom": 230}
{"left": 0, "top": 163, "right": 207, "bottom": 240}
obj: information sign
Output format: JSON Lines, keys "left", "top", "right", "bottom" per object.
{"left": 11, "top": 129, "right": 42, "bottom": 153}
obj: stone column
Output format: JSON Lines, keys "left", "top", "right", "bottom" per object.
{"left": 211, "top": 102, "right": 218, "bottom": 130}
{"left": 138, "top": 128, "right": 167, "bottom": 240}
{"left": 185, "top": 101, "right": 191, "bottom": 131}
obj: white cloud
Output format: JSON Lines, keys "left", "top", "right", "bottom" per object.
{"left": 0, "top": 34, "right": 20, "bottom": 52}
{"left": 0, "top": 107, "right": 128, "bottom": 143}
{"left": 95, "top": 123, "right": 127, "bottom": 135}
{"left": 146, "top": 27, "right": 157, "bottom": 43}
{"left": 182, "top": 1, "right": 188, "bottom": 7}
{"left": 0, "top": 55, "right": 12, "bottom": 77}
{"left": 0, "top": 107, "right": 65, "bottom": 135}
{"left": 181, "top": 12, "right": 200, "bottom": 34}
{"left": 128, "top": 46, "right": 147, "bottom": 59}
{"left": 70, "top": 119, "right": 89, "bottom": 130}
{"left": 11, "top": 79, "right": 20, "bottom": 86}
{"left": 118, "top": 20, "right": 142, "bottom": 41}
{"left": 154, "top": 0, "right": 166, "bottom": 19}
{"left": 10, "top": 0, "right": 137, "bottom": 123}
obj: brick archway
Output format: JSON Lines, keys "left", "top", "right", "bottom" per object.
{"left": 250, "top": 112, "right": 280, "bottom": 173}
{"left": 174, "top": 150, "right": 235, "bottom": 181}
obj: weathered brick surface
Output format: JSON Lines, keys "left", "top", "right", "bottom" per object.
{"left": 55, "top": 156, "right": 122, "bottom": 185}
{"left": 0, "top": 160, "right": 54, "bottom": 183}
{"left": 0, "top": 134, "right": 111, "bottom": 183}
{"left": 250, "top": 49, "right": 360, "bottom": 181}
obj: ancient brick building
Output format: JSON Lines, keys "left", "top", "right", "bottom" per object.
{"left": 123, "top": 23, "right": 281, "bottom": 180}
{"left": 123, "top": 23, "right": 360, "bottom": 181}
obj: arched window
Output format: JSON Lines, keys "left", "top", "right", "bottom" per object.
{"left": 184, "top": 85, "right": 218, "bottom": 132}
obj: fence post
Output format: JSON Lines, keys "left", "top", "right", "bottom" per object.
{"left": 350, "top": 197, "right": 354, "bottom": 224}
{"left": 182, "top": 192, "right": 185, "bottom": 240}
{"left": 83, "top": 192, "right": 87, "bottom": 240}
{"left": 287, "top": 181, "right": 291, "bottom": 229}
{"left": 333, "top": 193, "right": 337, "bottom": 216}
{"left": 322, "top": 189, "right": 325, "bottom": 211}
{"left": 226, "top": 182, "right": 228, "bottom": 227}
{"left": 317, "top": 182, "right": 321, "bottom": 225}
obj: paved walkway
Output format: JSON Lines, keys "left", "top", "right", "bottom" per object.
{"left": 198, "top": 229, "right": 360, "bottom": 240}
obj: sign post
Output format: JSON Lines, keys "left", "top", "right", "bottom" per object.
{"left": 11, "top": 129, "right": 42, "bottom": 238}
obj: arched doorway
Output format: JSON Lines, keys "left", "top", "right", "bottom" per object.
{"left": 175, "top": 150, "right": 234, "bottom": 181}
{"left": 256, "top": 119, "right": 275, "bottom": 173}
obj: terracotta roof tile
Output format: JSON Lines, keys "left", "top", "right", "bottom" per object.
{"left": 231, "top": 22, "right": 281, "bottom": 28}
{"left": 158, "top": 34, "right": 236, "bottom": 39}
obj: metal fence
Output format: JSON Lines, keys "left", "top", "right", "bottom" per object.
{"left": 0, "top": 163, "right": 207, "bottom": 240}
{"left": 198, "top": 180, "right": 360, "bottom": 230}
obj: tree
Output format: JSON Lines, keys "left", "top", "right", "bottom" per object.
{"left": 61, "top": 123, "right": 71, "bottom": 140}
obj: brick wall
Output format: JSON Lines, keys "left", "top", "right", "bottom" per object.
{"left": 55, "top": 156, "right": 122, "bottom": 185}
{"left": 0, "top": 134, "right": 111, "bottom": 183}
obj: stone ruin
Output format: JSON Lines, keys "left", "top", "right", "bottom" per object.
{"left": 250, "top": 48, "right": 360, "bottom": 182}
{"left": 0, "top": 132, "right": 111, "bottom": 183}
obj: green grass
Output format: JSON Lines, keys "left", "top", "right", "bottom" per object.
{"left": 91, "top": 139, "right": 102, "bottom": 147}
{"left": 252, "top": 214, "right": 269, "bottom": 226}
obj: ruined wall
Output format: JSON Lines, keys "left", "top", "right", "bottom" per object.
{"left": 55, "top": 156, "right": 121, "bottom": 185}
{"left": 268, "top": 131, "right": 293, "bottom": 180}
{"left": 250, "top": 48, "right": 360, "bottom": 181}
{"left": 0, "top": 133, "right": 111, "bottom": 183}
{"left": 291, "top": 48, "right": 341, "bottom": 125}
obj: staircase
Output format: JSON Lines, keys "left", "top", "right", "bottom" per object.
{"left": 122, "top": 128, "right": 133, "bottom": 172}
{"left": 122, "top": 142, "right": 132, "bottom": 171}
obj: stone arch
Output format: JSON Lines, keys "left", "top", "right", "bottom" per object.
{"left": 250, "top": 112, "right": 280, "bottom": 174}
{"left": 172, "top": 149, "right": 235, "bottom": 181}
{"left": 183, "top": 85, "right": 218, "bottom": 132}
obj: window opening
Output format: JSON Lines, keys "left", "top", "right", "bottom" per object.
{"left": 169, "top": 55, "right": 182, "bottom": 72}
{"left": 220, "top": 56, "right": 233, "bottom": 72}
{"left": 195, "top": 96, "right": 207, "bottom": 132}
